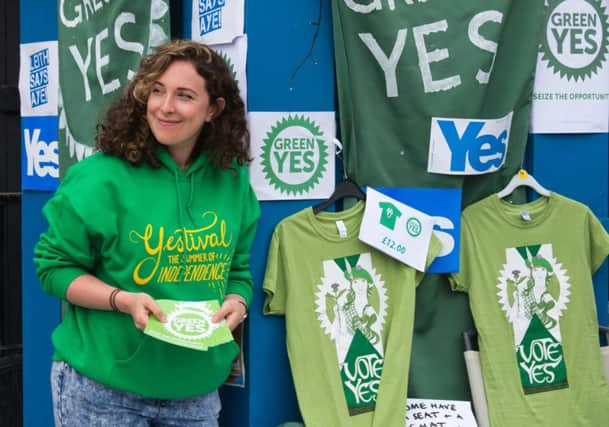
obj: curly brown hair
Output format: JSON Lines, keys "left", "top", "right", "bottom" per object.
{"left": 95, "top": 39, "right": 250, "bottom": 169}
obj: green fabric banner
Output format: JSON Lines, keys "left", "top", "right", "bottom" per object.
{"left": 331, "top": 0, "right": 545, "bottom": 206}
{"left": 331, "top": 0, "right": 545, "bottom": 402}
{"left": 57, "top": 0, "right": 171, "bottom": 175}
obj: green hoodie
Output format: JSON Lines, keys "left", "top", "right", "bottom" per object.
{"left": 34, "top": 149, "right": 260, "bottom": 399}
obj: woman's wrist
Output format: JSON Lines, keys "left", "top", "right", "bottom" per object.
{"left": 225, "top": 294, "right": 248, "bottom": 318}
{"left": 109, "top": 288, "right": 130, "bottom": 313}
{"left": 233, "top": 298, "right": 247, "bottom": 310}
{"left": 109, "top": 288, "right": 122, "bottom": 312}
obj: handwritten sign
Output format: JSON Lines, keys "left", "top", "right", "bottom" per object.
{"left": 406, "top": 398, "right": 478, "bottom": 427}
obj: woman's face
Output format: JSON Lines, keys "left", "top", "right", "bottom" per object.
{"left": 533, "top": 266, "right": 548, "bottom": 283}
{"left": 146, "top": 60, "right": 221, "bottom": 162}
{"left": 352, "top": 278, "right": 369, "bottom": 296}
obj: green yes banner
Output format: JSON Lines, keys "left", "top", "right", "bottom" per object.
{"left": 58, "top": 0, "right": 170, "bottom": 175}
{"left": 331, "top": 0, "right": 545, "bottom": 206}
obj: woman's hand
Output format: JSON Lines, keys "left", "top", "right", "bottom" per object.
{"left": 212, "top": 294, "right": 248, "bottom": 331}
{"left": 114, "top": 291, "right": 166, "bottom": 330}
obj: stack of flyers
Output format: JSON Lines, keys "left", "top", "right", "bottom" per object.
{"left": 144, "top": 300, "right": 234, "bottom": 351}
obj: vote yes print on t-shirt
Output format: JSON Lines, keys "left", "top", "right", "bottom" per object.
{"left": 315, "top": 253, "right": 387, "bottom": 416}
{"left": 497, "top": 243, "right": 571, "bottom": 394}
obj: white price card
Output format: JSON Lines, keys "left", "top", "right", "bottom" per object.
{"left": 359, "top": 187, "right": 433, "bottom": 271}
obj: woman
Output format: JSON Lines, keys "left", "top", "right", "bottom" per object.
{"left": 332, "top": 264, "right": 380, "bottom": 360}
{"left": 525, "top": 255, "right": 558, "bottom": 330}
{"left": 34, "top": 40, "right": 260, "bottom": 426}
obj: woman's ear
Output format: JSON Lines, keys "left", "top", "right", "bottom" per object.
{"left": 208, "top": 97, "right": 226, "bottom": 121}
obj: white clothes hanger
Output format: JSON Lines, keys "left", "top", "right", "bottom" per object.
{"left": 497, "top": 169, "right": 551, "bottom": 199}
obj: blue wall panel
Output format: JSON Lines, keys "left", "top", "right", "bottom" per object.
{"left": 245, "top": 201, "right": 312, "bottom": 427}
{"left": 529, "top": 133, "right": 609, "bottom": 326}
{"left": 22, "top": 192, "right": 56, "bottom": 427}
{"left": 20, "top": 0, "right": 58, "bottom": 425}
{"left": 529, "top": 134, "right": 608, "bottom": 217}
{"left": 20, "top": 0, "right": 57, "bottom": 43}
{"left": 245, "top": 0, "right": 335, "bottom": 112}
{"left": 236, "top": 1, "right": 336, "bottom": 425}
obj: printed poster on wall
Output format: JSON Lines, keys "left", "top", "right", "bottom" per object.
{"left": 21, "top": 116, "right": 59, "bottom": 191}
{"left": 58, "top": 0, "right": 170, "bottom": 175}
{"left": 19, "top": 41, "right": 59, "bottom": 117}
{"left": 331, "top": 1, "right": 545, "bottom": 207}
{"left": 19, "top": 40, "right": 60, "bottom": 190}
{"left": 212, "top": 34, "right": 248, "bottom": 108}
{"left": 191, "top": 0, "right": 244, "bottom": 45}
{"left": 427, "top": 112, "right": 513, "bottom": 176}
{"left": 249, "top": 112, "right": 336, "bottom": 201}
{"left": 530, "top": 0, "right": 609, "bottom": 133}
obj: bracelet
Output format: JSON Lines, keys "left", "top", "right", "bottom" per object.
{"left": 233, "top": 299, "right": 248, "bottom": 319}
{"left": 109, "top": 288, "right": 122, "bottom": 312}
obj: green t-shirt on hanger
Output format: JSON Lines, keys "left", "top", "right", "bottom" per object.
{"left": 263, "top": 201, "right": 441, "bottom": 427}
{"left": 450, "top": 193, "right": 609, "bottom": 427}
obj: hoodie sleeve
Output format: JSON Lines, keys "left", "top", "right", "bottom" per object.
{"left": 225, "top": 171, "right": 261, "bottom": 306}
{"left": 34, "top": 190, "right": 97, "bottom": 299}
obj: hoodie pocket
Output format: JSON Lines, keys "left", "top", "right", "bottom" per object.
{"left": 109, "top": 335, "right": 239, "bottom": 398}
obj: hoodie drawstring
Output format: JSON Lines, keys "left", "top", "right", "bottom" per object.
{"left": 174, "top": 171, "right": 187, "bottom": 230}
{"left": 186, "top": 173, "right": 196, "bottom": 224}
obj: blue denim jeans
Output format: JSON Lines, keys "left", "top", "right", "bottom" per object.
{"left": 51, "top": 361, "right": 221, "bottom": 426}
